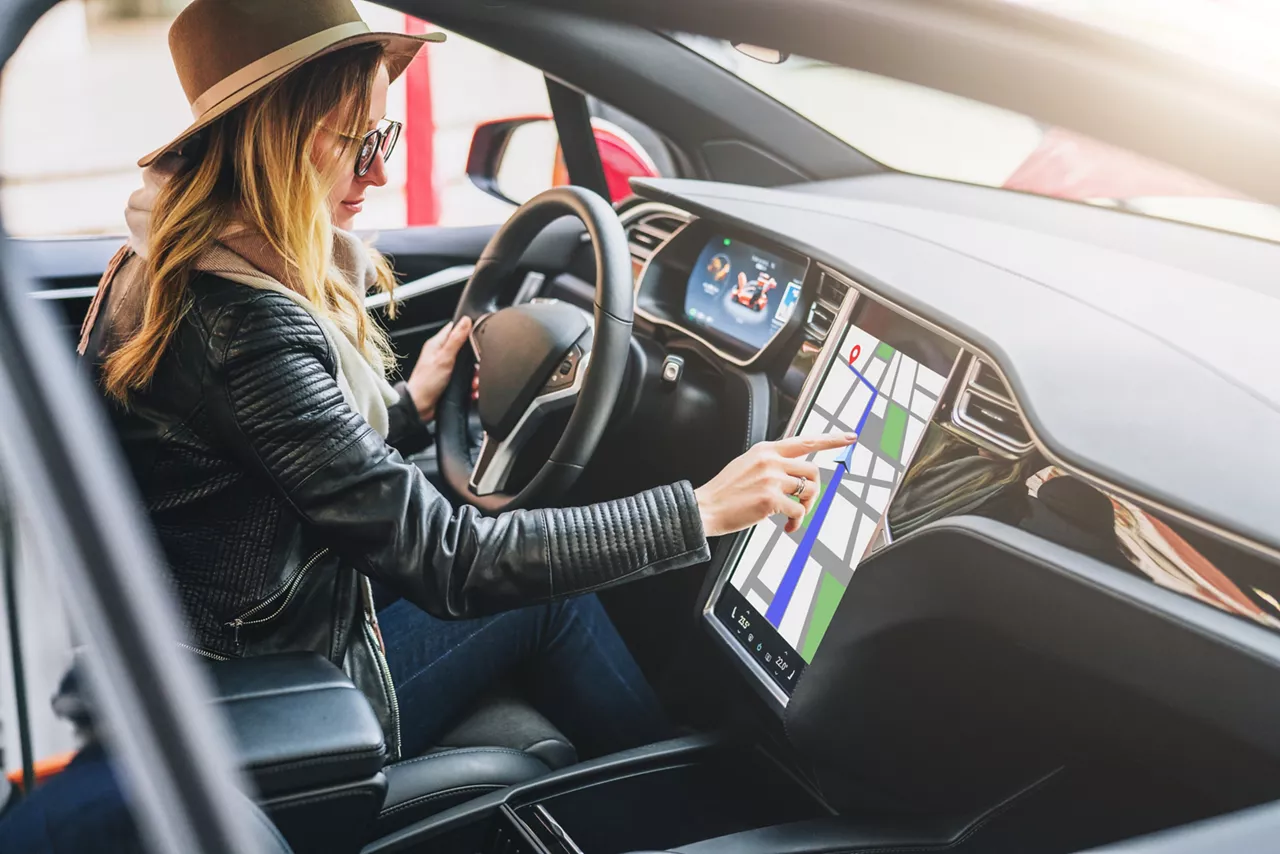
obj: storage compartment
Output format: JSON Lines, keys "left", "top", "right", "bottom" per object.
{"left": 515, "top": 756, "right": 817, "bottom": 853}
{"left": 376, "top": 739, "right": 826, "bottom": 854}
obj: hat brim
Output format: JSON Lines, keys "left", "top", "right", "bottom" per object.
{"left": 138, "top": 30, "right": 444, "bottom": 167}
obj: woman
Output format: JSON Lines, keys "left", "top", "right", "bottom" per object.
{"left": 80, "top": 0, "right": 850, "bottom": 762}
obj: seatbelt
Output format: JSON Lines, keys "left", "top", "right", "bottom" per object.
{"left": 545, "top": 76, "right": 611, "bottom": 201}
{"left": 0, "top": 470, "right": 35, "bottom": 797}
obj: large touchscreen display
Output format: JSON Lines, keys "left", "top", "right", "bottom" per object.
{"left": 714, "top": 295, "right": 960, "bottom": 694}
{"left": 684, "top": 235, "right": 806, "bottom": 351}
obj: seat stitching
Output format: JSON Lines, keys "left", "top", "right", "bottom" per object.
{"left": 266, "top": 788, "right": 380, "bottom": 811}
{"left": 380, "top": 784, "right": 502, "bottom": 816}
{"left": 255, "top": 746, "right": 385, "bottom": 778}
{"left": 390, "top": 746, "right": 536, "bottom": 769}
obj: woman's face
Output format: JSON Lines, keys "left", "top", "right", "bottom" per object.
{"left": 324, "top": 64, "right": 391, "bottom": 231}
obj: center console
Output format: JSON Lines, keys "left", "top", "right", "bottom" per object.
{"left": 363, "top": 735, "right": 831, "bottom": 854}
{"left": 362, "top": 730, "right": 1062, "bottom": 854}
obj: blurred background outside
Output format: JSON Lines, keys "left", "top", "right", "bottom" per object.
{"left": 0, "top": 0, "right": 548, "bottom": 238}
{"left": 5, "top": 0, "right": 1280, "bottom": 242}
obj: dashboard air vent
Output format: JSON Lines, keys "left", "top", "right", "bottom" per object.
{"left": 804, "top": 273, "right": 851, "bottom": 342}
{"left": 623, "top": 205, "right": 689, "bottom": 270}
{"left": 817, "top": 275, "right": 848, "bottom": 310}
{"left": 951, "top": 358, "right": 1034, "bottom": 455}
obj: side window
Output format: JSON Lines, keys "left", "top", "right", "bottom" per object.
{"left": 0, "top": 2, "right": 671, "bottom": 239}
{"left": 358, "top": 4, "right": 557, "bottom": 227}
{"left": 365, "top": 6, "right": 675, "bottom": 219}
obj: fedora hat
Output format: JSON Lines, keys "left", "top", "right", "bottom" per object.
{"left": 139, "top": 0, "right": 444, "bottom": 167}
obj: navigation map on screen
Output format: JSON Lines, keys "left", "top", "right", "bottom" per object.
{"left": 724, "top": 316, "right": 952, "bottom": 678}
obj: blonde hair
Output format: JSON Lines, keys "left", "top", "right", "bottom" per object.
{"left": 102, "top": 43, "right": 397, "bottom": 401}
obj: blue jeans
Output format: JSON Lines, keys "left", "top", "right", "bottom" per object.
{"left": 0, "top": 746, "right": 142, "bottom": 854}
{"left": 378, "top": 594, "right": 671, "bottom": 760}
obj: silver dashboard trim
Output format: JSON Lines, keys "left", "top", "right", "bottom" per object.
{"left": 27, "top": 267, "right": 475, "bottom": 309}
{"left": 950, "top": 358, "right": 1036, "bottom": 457}
{"left": 28, "top": 286, "right": 100, "bottom": 301}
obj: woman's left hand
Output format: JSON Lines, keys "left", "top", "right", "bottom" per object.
{"left": 406, "top": 316, "right": 473, "bottom": 423}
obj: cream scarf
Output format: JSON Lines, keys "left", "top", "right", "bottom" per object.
{"left": 123, "top": 158, "right": 399, "bottom": 436}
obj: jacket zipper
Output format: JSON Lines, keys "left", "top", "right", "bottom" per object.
{"left": 360, "top": 578, "right": 399, "bottom": 757}
{"left": 177, "top": 642, "right": 229, "bottom": 662}
{"left": 364, "top": 617, "right": 402, "bottom": 759}
{"left": 225, "top": 548, "right": 330, "bottom": 645}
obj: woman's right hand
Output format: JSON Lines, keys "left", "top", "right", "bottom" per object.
{"left": 695, "top": 433, "right": 858, "bottom": 537}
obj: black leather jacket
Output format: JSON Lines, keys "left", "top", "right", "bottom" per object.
{"left": 86, "top": 272, "right": 710, "bottom": 757}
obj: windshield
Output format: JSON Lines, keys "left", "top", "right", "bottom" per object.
{"left": 673, "top": 33, "right": 1280, "bottom": 244}
{"left": 1012, "top": 0, "right": 1280, "bottom": 86}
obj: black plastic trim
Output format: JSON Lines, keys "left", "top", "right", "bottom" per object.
{"left": 786, "top": 516, "right": 1280, "bottom": 814}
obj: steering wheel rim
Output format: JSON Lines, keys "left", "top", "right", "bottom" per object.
{"left": 435, "top": 186, "right": 634, "bottom": 513}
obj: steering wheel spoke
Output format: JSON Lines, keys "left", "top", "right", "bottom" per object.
{"left": 468, "top": 346, "right": 590, "bottom": 496}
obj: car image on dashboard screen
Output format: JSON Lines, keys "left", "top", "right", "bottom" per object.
{"left": 684, "top": 235, "right": 806, "bottom": 351}
{"left": 715, "top": 291, "right": 960, "bottom": 694}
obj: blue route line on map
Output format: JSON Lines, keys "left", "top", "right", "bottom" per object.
{"left": 765, "top": 358, "right": 880, "bottom": 629}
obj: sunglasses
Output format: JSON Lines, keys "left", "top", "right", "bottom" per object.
{"left": 329, "top": 119, "right": 402, "bottom": 177}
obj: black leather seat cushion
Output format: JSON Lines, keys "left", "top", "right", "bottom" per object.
{"left": 374, "top": 690, "right": 574, "bottom": 834}
{"left": 377, "top": 747, "right": 549, "bottom": 835}
{"left": 436, "top": 690, "right": 578, "bottom": 770}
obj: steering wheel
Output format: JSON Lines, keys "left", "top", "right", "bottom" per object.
{"left": 436, "top": 186, "right": 634, "bottom": 513}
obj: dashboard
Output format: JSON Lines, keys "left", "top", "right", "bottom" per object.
{"left": 618, "top": 183, "right": 1280, "bottom": 718}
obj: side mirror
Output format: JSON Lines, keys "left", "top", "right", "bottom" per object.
{"left": 466, "top": 116, "right": 662, "bottom": 206}
{"left": 465, "top": 116, "right": 561, "bottom": 207}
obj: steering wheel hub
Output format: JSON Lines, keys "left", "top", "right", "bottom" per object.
{"left": 473, "top": 302, "right": 590, "bottom": 440}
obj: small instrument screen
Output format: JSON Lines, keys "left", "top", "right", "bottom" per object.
{"left": 683, "top": 234, "right": 806, "bottom": 351}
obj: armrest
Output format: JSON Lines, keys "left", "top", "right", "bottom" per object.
{"left": 378, "top": 748, "right": 550, "bottom": 836}
{"left": 210, "top": 652, "right": 386, "bottom": 797}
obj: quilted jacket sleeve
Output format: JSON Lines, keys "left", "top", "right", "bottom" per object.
{"left": 201, "top": 289, "right": 709, "bottom": 618}
{"left": 384, "top": 381, "right": 433, "bottom": 456}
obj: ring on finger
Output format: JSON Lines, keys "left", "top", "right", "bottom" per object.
{"left": 790, "top": 476, "right": 808, "bottom": 498}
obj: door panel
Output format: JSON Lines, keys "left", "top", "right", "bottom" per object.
{"left": 16, "top": 236, "right": 123, "bottom": 341}
{"left": 18, "top": 218, "right": 589, "bottom": 363}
